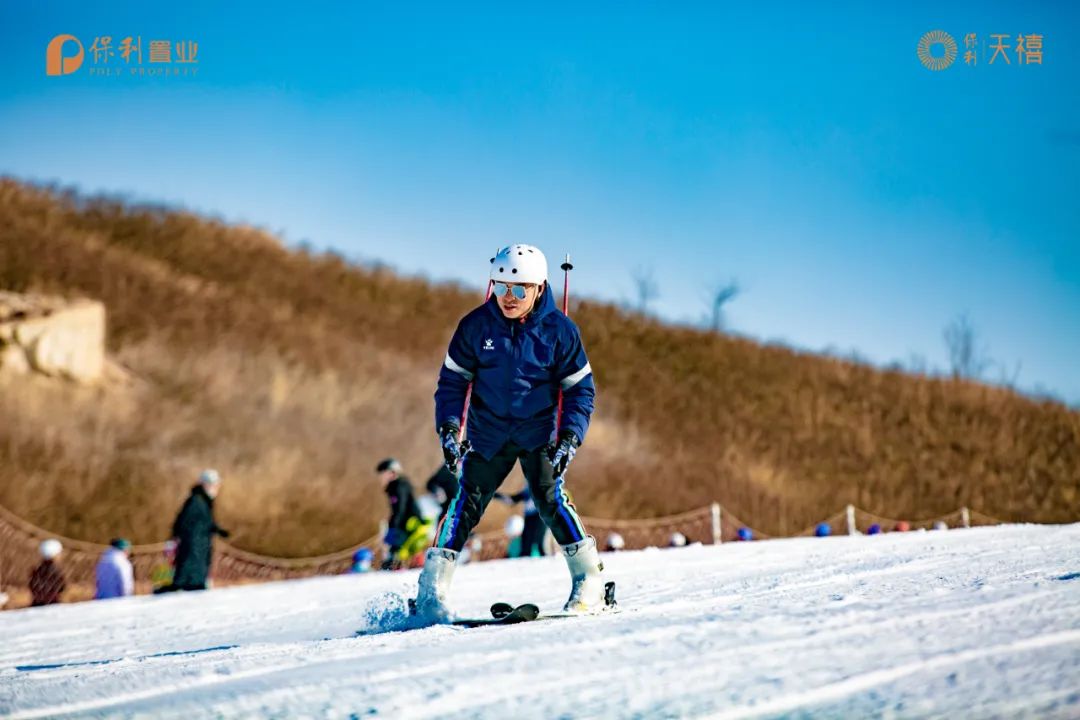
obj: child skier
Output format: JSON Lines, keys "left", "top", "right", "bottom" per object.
{"left": 414, "top": 244, "right": 604, "bottom": 619}
{"left": 150, "top": 540, "right": 177, "bottom": 593}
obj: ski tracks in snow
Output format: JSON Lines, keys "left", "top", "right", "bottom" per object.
{"left": 0, "top": 524, "right": 1078, "bottom": 718}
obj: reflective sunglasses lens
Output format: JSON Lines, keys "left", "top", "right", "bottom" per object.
{"left": 493, "top": 282, "right": 509, "bottom": 297}
{"left": 510, "top": 285, "right": 528, "bottom": 300}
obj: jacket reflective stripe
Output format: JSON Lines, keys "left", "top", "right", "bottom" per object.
{"left": 444, "top": 352, "right": 474, "bottom": 381}
{"left": 560, "top": 362, "right": 592, "bottom": 390}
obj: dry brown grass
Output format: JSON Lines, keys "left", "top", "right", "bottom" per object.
{"left": 0, "top": 177, "right": 1077, "bottom": 556}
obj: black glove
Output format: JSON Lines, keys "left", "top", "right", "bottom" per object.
{"left": 439, "top": 422, "right": 463, "bottom": 474}
{"left": 548, "top": 430, "right": 580, "bottom": 477}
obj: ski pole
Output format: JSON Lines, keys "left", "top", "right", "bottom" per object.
{"left": 555, "top": 253, "right": 573, "bottom": 435}
{"left": 458, "top": 277, "right": 494, "bottom": 448}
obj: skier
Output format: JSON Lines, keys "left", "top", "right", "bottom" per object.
{"left": 377, "top": 458, "right": 432, "bottom": 570}
{"left": 414, "top": 244, "right": 604, "bottom": 620}
{"left": 94, "top": 538, "right": 134, "bottom": 599}
{"left": 495, "top": 486, "right": 548, "bottom": 557}
{"left": 165, "top": 469, "right": 230, "bottom": 592}
{"left": 426, "top": 465, "right": 460, "bottom": 521}
{"left": 604, "top": 532, "right": 625, "bottom": 552}
{"left": 504, "top": 514, "right": 525, "bottom": 558}
{"left": 150, "top": 540, "right": 177, "bottom": 593}
{"left": 350, "top": 547, "right": 374, "bottom": 573}
{"left": 29, "top": 539, "right": 66, "bottom": 606}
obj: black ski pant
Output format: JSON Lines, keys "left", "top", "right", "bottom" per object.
{"left": 434, "top": 440, "right": 587, "bottom": 553}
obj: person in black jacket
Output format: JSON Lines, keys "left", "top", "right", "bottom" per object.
{"left": 165, "top": 469, "right": 230, "bottom": 591}
{"left": 495, "top": 486, "right": 548, "bottom": 557}
{"left": 378, "top": 459, "right": 432, "bottom": 570}
{"left": 29, "top": 539, "right": 66, "bottom": 606}
{"left": 425, "top": 465, "right": 460, "bottom": 521}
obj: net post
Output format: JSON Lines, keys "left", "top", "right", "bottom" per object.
{"left": 710, "top": 502, "right": 722, "bottom": 544}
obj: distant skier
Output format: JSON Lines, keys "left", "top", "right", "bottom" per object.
{"left": 604, "top": 532, "right": 625, "bottom": 552}
{"left": 165, "top": 469, "right": 230, "bottom": 592}
{"left": 495, "top": 486, "right": 548, "bottom": 557}
{"left": 350, "top": 547, "right": 374, "bottom": 573}
{"left": 426, "top": 465, "right": 460, "bottom": 521}
{"left": 414, "top": 244, "right": 604, "bottom": 619}
{"left": 377, "top": 458, "right": 432, "bottom": 570}
{"left": 29, "top": 539, "right": 66, "bottom": 606}
{"left": 504, "top": 514, "right": 525, "bottom": 558}
{"left": 95, "top": 538, "right": 134, "bottom": 600}
{"left": 150, "top": 540, "right": 177, "bottom": 593}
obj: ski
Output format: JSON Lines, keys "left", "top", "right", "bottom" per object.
{"left": 451, "top": 603, "right": 539, "bottom": 628}
{"left": 487, "top": 581, "right": 619, "bottom": 622}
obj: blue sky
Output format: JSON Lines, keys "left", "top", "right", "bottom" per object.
{"left": 2, "top": 2, "right": 1078, "bottom": 402}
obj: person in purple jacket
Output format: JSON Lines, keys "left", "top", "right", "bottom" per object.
{"left": 413, "top": 244, "right": 605, "bottom": 620}
{"left": 95, "top": 538, "right": 134, "bottom": 600}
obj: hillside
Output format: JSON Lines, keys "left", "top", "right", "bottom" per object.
{"left": 0, "top": 178, "right": 1077, "bottom": 556}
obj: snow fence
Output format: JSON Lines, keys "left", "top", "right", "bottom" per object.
{"left": 0, "top": 500, "right": 1007, "bottom": 605}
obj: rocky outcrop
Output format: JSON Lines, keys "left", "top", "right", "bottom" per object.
{"left": 0, "top": 292, "right": 105, "bottom": 383}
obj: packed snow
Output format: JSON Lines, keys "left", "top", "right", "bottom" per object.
{"left": 1, "top": 524, "right": 1078, "bottom": 719}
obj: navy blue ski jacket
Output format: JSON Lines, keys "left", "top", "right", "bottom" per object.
{"left": 435, "top": 284, "right": 595, "bottom": 460}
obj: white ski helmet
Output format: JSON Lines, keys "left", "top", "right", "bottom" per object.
{"left": 505, "top": 515, "right": 525, "bottom": 538}
{"left": 490, "top": 245, "right": 548, "bottom": 285}
{"left": 199, "top": 468, "right": 221, "bottom": 486}
{"left": 39, "top": 538, "right": 62, "bottom": 560}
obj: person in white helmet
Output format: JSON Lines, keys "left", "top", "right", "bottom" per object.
{"left": 416, "top": 244, "right": 605, "bottom": 620}
{"left": 29, "top": 539, "right": 66, "bottom": 606}
{"left": 164, "top": 469, "right": 231, "bottom": 592}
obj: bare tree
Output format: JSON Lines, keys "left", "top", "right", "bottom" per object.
{"left": 706, "top": 280, "right": 740, "bottom": 332}
{"left": 631, "top": 266, "right": 659, "bottom": 315}
{"left": 906, "top": 353, "right": 928, "bottom": 375}
{"left": 996, "top": 359, "right": 1023, "bottom": 390}
{"left": 943, "top": 313, "right": 991, "bottom": 379}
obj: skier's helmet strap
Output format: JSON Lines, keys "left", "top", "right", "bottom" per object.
{"left": 490, "top": 245, "right": 548, "bottom": 285}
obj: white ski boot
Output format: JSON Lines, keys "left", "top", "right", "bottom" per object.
{"left": 414, "top": 547, "right": 458, "bottom": 622}
{"left": 561, "top": 536, "right": 608, "bottom": 613}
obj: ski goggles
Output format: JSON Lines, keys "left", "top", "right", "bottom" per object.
{"left": 492, "top": 282, "right": 532, "bottom": 300}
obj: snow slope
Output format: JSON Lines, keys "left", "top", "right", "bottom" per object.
{"left": 1, "top": 524, "right": 1078, "bottom": 719}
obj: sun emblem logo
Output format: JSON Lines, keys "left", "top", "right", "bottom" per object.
{"left": 917, "top": 30, "right": 958, "bottom": 71}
